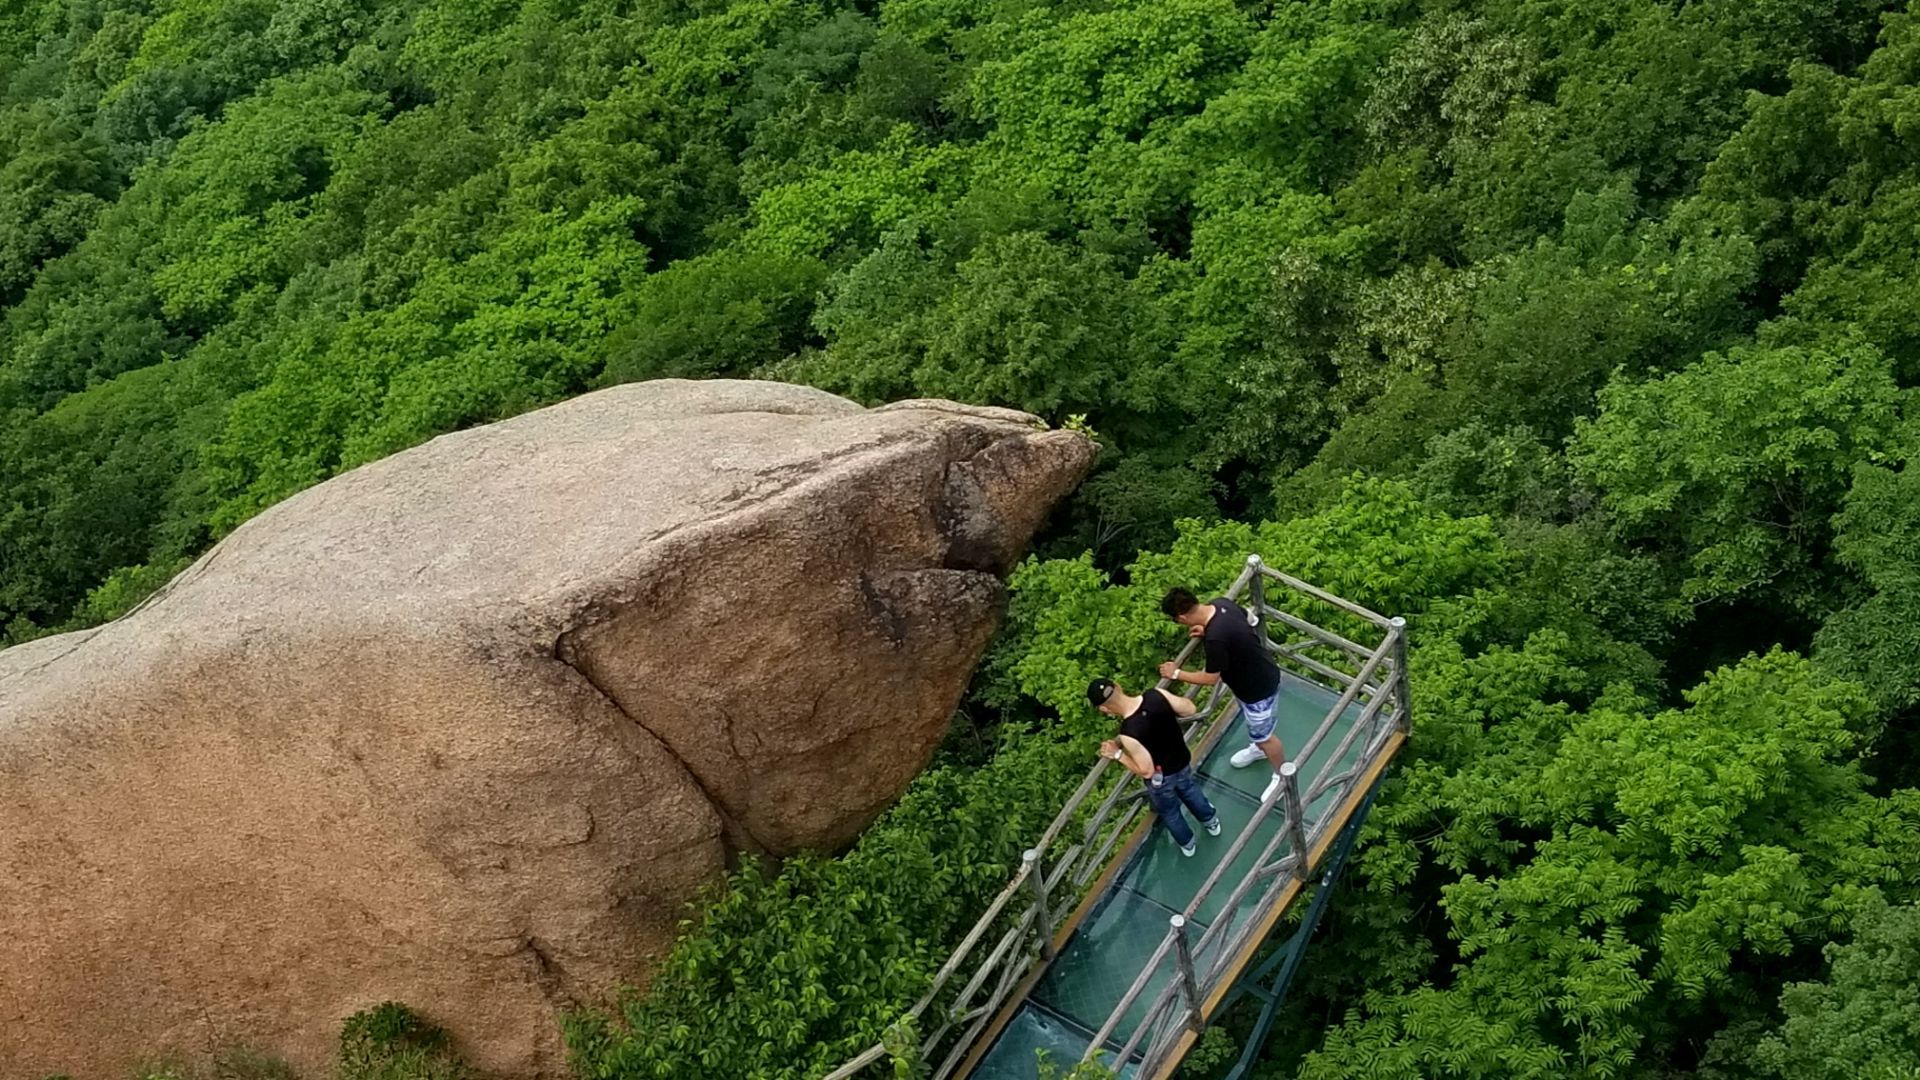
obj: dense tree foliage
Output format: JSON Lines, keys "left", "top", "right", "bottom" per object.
{"left": 1740, "top": 895, "right": 1920, "bottom": 1079}
{"left": 4, "top": 0, "right": 1918, "bottom": 637}
{"left": 6, "top": 0, "right": 1920, "bottom": 1077}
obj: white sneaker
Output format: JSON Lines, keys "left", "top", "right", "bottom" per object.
{"left": 1230, "top": 745, "right": 1264, "bottom": 769}
{"left": 1179, "top": 840, "right": 1197, "bottom": 857}
{"left": 1203, "top": 817, "right": 1222, "bottom": 837}
{"left": 1262, "top": 773, "right": 1282, "bottom": 804}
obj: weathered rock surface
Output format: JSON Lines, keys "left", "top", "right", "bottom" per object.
{"left": 0, "top": 380, "right": 1094, "bottom": 1079}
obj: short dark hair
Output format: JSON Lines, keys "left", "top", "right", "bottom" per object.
{"left": 1161, "top": 588, "right": 1199, "bottom": 619}
{"left": 1086, "top": 678, "right": 1116, "bottom": 708}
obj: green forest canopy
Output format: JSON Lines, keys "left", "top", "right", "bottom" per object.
{"left": 4, "top": 0, "right": 1920, "bottom": 1076}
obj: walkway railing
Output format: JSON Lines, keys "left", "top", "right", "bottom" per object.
{"left": 822, "top": 556, "right": 1409, "bottom": 1080}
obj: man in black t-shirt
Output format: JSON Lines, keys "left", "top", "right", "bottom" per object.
{"left": 1088, "top": 677, "right": 1219, "bottom": 857}
{"left": 1159, "top": 587, "right": 1287, "bottom": 802}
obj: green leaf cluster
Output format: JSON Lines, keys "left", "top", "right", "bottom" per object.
{"left": 1744, "top": 894, "right": 1920, "bottom": 1079}
{"left": 338, "top": 1002, "right": 471, "bottom": 1080}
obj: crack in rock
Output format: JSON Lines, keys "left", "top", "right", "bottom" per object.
{"left": 551, "top": 631, "right": 772, "bottom": 860}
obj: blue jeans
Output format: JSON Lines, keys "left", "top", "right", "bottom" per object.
{"left": 1146, "top": 766, "right": 1217, "bottom": 848}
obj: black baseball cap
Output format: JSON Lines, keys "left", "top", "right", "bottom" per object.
{"left": 1086, "top": 678, "right": 1116, "bottom": 707}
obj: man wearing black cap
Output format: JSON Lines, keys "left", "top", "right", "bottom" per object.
{"left": 1089, "top": 677, "right": 1220, "bottom": 857}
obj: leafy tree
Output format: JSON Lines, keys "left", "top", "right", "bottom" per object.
{"left": 0, "top": 356, "right": 226, "bottom": 640}
{"left": 0, "top": 102, "right": 117, "bottom": 305}
{"left": 1410, "top": 422, "right": 1575, "bottom": 522}
{"left": 1744, "top": 894, "right": 1920, "bottom": 1079}
{"left": 774, "top": 222, "right": 949, "bottom": 402}
{"left": 136, "top": 68, "right": 384, "bottom": 331}
{"left": 910, "top": 231, "right": 1156, "bottom": 419}
{"left": 1570, "top": 339, "right": 1908, "bottom": 611}
{"left": 731, "top": 12, "right": 952, "bottom": 198}
{"left": 600, "top": 248, "right": 827, "bottom": 386}
{"left": 1057, "top": 454, "right": 1219, "bottom": 564}
{"left": 1697, "top": 11, "right": 1920, "bottom": 377}
{"left": 1298, "top": 647, "right": 1920, "bottom": 1080}
{"left": 1816, "top": 462, "right": 1920, "bottom": 719}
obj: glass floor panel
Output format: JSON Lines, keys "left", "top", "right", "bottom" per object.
{"left": 1194, "top": 872, "right": 1305, "bottom": 983}
{"left": 969, "top": 1003, "right": 1140, "bottom": 1080}
{"left": 1031, "top": 887, "right": 1197, "bottom": 1035}
{"left": 965, "top": 670, "right": 1376, "bottom": 1077}
{"left": 1196, "top": 675, "right": 1366, "bottom": 803}
{"left": 1129, "top": 786, "right": 1275, "bottom": 927}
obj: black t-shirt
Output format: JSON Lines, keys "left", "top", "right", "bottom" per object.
{"left": 1203, "top": 597, "right": 1282, "bottom": 703}
{"left": 1120, "top": 689, "right": 1191, "bottom": 774}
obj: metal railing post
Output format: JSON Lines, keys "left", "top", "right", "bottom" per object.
{"left": 1024, "top": 848, "right": 1056, "bottom": 961}
{"left": 1245, "top": 554, "right": 1267, "bottom": 624}
{"left": 1389, "top": 616, "right": 1411, "bottom": 733}
{"left": 1277, "top": 762, "right": 1310, "bottom": 881}
{"left": 1170, "top": 914, "right": 1204, "bottom": 1034}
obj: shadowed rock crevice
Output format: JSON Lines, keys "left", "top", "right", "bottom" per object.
{"left": 0, "top": 380, "right": 1093, "bottom": 1079}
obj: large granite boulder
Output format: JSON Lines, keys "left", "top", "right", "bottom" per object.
{"left": 0, "top": 380, "right": 1095, "bottom": 1078}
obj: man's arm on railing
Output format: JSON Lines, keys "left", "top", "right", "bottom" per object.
{"left": 1099, "top": 735, "right": 1156, "bottom": 779}
{"left": 1160, "top": 660, "right": 1221, "bottom": 686}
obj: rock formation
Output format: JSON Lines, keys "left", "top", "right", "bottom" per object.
{"left": 0, "top": 380, "right": 1095, "bottom": 1078}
